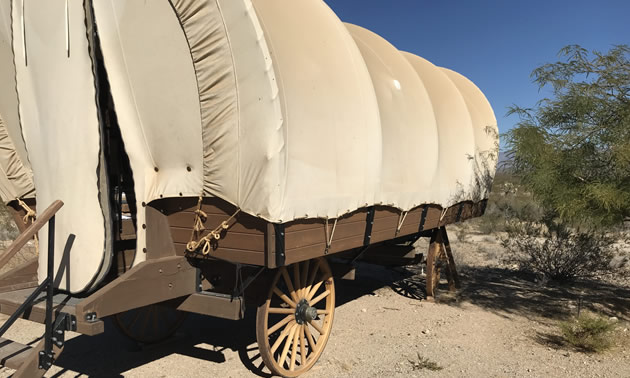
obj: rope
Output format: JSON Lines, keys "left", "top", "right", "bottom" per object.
{"left": 186, "top": 196, "right": 241, "bottom": 255}
{"left": 16, "top": 198, "right": 36, "bottom": 225}
{"left": 395, "top": 211, "right": 409, "bottom": 236}
{"left": 324, "top": 217, "right": 338, "bottom": 254}
{"left": 439, "top": 207, "right": 449, "bottom": 222}
{"left": 16, "top": 197, "right": 38, "bottom": 255}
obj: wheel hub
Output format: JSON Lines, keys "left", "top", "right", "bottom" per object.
{"left": 295, "top": 299, "right": 317, "bottom": 324}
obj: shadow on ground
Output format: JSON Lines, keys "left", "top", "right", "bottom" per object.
{"left": 387, "top": 263, "right": 630, "bottom": 322}
{"left": 48, "top": 262, "right": 629, "bottom": 376}
{"left": 49, "top": 267, "right": 392, "bottom": 377}
{"left": 455, "top": 266, "right": 630, "bottom": 321}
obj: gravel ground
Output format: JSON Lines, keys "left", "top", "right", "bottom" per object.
{"left": 0, "top": 232, "right": 628, "bottom": 377}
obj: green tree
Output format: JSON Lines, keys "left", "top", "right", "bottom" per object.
{"left": 506, "top": 45, "right": 630, "bottom": 227}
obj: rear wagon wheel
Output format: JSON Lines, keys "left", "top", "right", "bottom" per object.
{"left": 113, "top": 304, "right": 187, "bottom": 344}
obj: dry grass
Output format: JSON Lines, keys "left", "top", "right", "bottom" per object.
{"left": 559, "top": 314, "right": 616, "bottom": 353}
{"left": 408, "top": 353, "right": 443, "bottom": 371}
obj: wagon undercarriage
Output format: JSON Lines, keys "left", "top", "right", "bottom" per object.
{"left": 0, "top": 196, "right": 466, "bottom": 377}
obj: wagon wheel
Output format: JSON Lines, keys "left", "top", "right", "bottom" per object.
{"left": 113, "top": 304, "right": 187, "bottom": 344}
{"left": 426, "top": 227, "right": 460, "bottom": 300}
{"left": 256, "top": 257, "right": 335, "bottom": 377}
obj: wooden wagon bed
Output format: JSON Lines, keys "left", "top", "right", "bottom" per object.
{"left": 150, "top": 197, "right": 487, "bottom": 268}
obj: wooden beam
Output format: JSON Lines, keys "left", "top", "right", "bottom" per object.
{"left": 425, "top": 229, "right": 443, "bottom": 301}
{"left": 0, "top": 200, "right": 64, "bottom": 270}
{"left": 440, "top": 226, "right": 460, "bottom": 290}
{"left": 75, "top": 256, "right": 197, "bottom": 320}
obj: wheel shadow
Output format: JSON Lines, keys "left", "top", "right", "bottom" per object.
{"left": 49, "top": 262, "right": 411, "bottom": 377}
{"left": 383, "top": 263, "right": 630, "bottom": 322}
{"left": 453, "top": 266, "right": 630, "bottom": 321}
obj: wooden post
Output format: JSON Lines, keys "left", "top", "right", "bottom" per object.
{"left": 426, "top": 226, "right": 460, "bottom": 300}
{"left": 425, "top": 229, "right": 443, "bottom": 301}
{"left": 440, "top": 226, "right": 460, "bottom": 290}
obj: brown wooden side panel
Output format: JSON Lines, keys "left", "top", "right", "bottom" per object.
{"left": 284, "top": 235, "right": 364, "bottom": 266}
{"left": 281, "top": 201, "right": 481, "bottom": 266}
{"left": 282, "top": 209, "right": 369, "bottom": 266}
{"left": 439, "top": 204, "right": 462, "bottom": 226}
{"left": 459, "top": 202, "right": 474, "bottom": 222}
{"left": 471, "top": 199, "right": 488, "bottom": 218}
{"left": 150, "top": 197, "right": 267, "bottom": 266}
{"left": 422, "top": 205, "right": 443, "bottom": 230}
{"left": 151, "top": 197, "right": 489, "bottom": 268}
{"left": 370, "top": 206, "right": 424, "bottom": 243}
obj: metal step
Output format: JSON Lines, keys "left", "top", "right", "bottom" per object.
{"left": 175, "top": 291, "right": 244, "bottom": 320}
{"left": 0, "top": 337, "right": 32, "bottom": 370}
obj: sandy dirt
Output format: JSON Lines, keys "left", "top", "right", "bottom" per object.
{"left": 0, "top": 229, "right": 628, "bottom": 377}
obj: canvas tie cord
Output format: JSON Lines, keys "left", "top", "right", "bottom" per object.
{"left": 324, "top": 217, "right": 338, "bottom": 254}
{"left": 395, "top": 211, "right": 409, "bottom": 236}
{"left": 439, "top": 207, "right": 449, "bottom": 223}
{"left": 16, "top": 197, "right": 39, "bottom": 255}
{"left": 186, "top": 196, "right": 240, "bottom": 255}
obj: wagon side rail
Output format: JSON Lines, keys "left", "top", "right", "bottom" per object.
{"left": 0, "top": 200, "right": 72, "bottom": 378}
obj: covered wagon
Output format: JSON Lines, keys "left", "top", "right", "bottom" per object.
{"left": 0, "top": 0, "right": 498, "bottom": 376}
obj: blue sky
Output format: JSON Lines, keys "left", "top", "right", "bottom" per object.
{"left": 324, "top": 0, "right": 630, "bottom": 142}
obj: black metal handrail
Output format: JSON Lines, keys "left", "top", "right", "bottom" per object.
{"left": 0, "top": 200, "right": 64, "bottom": 369}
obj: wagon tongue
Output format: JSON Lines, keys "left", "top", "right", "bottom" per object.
{"left": 294, "top": 299, "right": 317, "bottom": 324}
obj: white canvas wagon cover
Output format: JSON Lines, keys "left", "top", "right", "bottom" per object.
{"left": 1, "top": 0, "right": 498, "bottom": 293}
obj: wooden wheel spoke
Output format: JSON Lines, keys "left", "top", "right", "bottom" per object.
{"left": 307, "top": 281, "right": 323, "bottom": 301}
{"left": 316, "top": 309, "right": 329, "bottom": 315}
{"left": 268, "top": 314, "right": 293, "bottom": 335}
{"left": 293, "top": 263, "right": 302, "bottom": 300}
{"left": 309, "top": 319, "right": 324, "bottom": 335}
{"left": 151, "top": 306, "right": 160, "bottom": 333}
{"left": 310, "top": 289, "right": 330, "bottom": 307}
{"left": 270, "top": 320, "right": 295, "bottom": 354}
{"left": 140, "top": 307, "right": 153, "bottom": 336}
{"left": 268, "top": 307, "right": 295, "bottom": 314}
{"left": 279, "top": 324, "right": 298, "bottom": 367}
{"left": 127, "top": 309, "right": 143, "bottom": 330}
{"left": 273, "top": 287, "right": 296, "bottom": 308}
{"left": 281, "top": 268, "right": 299, "bottom": 303}
{"left": 300, "top": 325, "right": 307, "bottom": 366}
{"left": 305, "top": 260, "right": 320, "bottom": 296}
{"left": 115, "top": 304, "right": 186, "bottom": 344}
{"left": 289, "top": 324, "right": 299, "bottom": 370}
{"left": 304, "top": 323, "right": 317, "bottom": 351}
{"left": 301, "top": 260, "right": 309, "bottom": 297}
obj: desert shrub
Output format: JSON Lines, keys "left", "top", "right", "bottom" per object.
{"left": 473, "top": 173, "right": 543, "bottom": 234}
{"left": 502, "top": 219, "right": 618, "bottom": 281}
{"left": 476, "top": 213, "right": 503, "bottom": 234}
{"left": 408, "top": 353, "right": 442, "bottom": 371}
{"left": 560, "top": 314, "right": 616, "bottom": 352}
